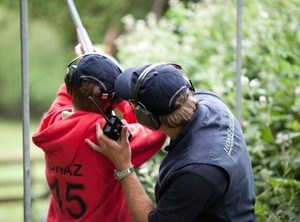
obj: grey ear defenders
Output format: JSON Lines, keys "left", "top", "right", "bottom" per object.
{"left": 131, "top": 63, "right": 194, "bottom": 130}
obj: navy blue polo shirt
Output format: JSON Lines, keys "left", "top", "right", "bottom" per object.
{"left": 148, "top": 164, "right": 228, "bottom": 222}
{"left": 148, "top": 90, "right": 256, "bottom": 222}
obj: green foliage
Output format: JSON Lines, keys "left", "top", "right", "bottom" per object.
{"left": 0, "top": 5, "right": 69, "bottom": 118}
{"left": 28, "top": 20, "right": 69, "bottom": 116}
{"left": 26, "top": 0, "right": 155, "bottom": 46}
{"left": 0, "top": 0, "right": 299, "bottom": 220}
{"left": 241, "top": 1, "right": 300, "bottom": 220}
{"left": 0, "top": 0, "right": 161, "bottom": 119}
{"left": 117, "top": 0, "right": 300, "bottom": 220}
{"left": 0, "top": 6, "right": 22, "bottom": 118}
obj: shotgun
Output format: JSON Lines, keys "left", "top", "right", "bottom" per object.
{"left": 65, "top": 0, "right": 122, "bottom": 69}
{"left": 65, "top": 0, "right": 93, "bottom": 53}
{"left": 65, "top": 0, "right": 127, "bottom": 140}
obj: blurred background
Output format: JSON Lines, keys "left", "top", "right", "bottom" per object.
{"left": 0, "top": 0, "right": 299, "bottom": 221}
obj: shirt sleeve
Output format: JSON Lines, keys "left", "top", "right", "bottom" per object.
{"left": 34, "top": 83, "right": 72, "bottom": 133}
{"left": 148, "top": 164, "right": 228, "bottom": 222}
{"left": 115, "top": 100, "right": 138, "bottom": 123}
{"left": 48, "top": 83, "right": 72, "bottom": 113}
{"left": 127, "top": 123, "right": 166, "bottom": 168}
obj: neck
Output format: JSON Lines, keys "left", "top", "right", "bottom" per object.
{"left": 160, "top": 125, "right": 183, "bottom": 140}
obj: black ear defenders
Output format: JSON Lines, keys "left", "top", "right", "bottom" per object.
{"left": 65, "top": 53, "right": 97, "bottom": 94}
{"left": 132, "top": 64, "right": 161, "bottom": 130}
{"left": 64, "top": 53, "right": 118, "bottom": 100}
{"left": 131, "top": 63, "right": 194, "bottom": 130}
{"left": 64, "top": 56, "right": 78, "bottom": 94}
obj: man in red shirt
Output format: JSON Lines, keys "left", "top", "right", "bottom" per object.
{"left": 32, "top": 50, "right": 166, "bottom": 222}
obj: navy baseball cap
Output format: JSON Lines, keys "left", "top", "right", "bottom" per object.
{"left": 115, "top": 64, "right": 191, "bottom": 115}
{"left": 72, "top": 54, "right": 122, "bottom": 94}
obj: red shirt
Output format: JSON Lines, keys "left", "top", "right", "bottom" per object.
{"left": 32, "top": 84, "right": 166, "bottom": 222}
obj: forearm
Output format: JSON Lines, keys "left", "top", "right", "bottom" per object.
{"left": 86, "top": 125, "right": 155, "bottom": 221}
{"left": 121, "top": 172, "right": 154, "bottom": 222}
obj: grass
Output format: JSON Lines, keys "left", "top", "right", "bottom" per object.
{"left": 0, "top": 118, "right": 49, "bottom": 222}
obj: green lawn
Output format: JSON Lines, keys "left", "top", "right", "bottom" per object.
{"left": 0, "top": 119, "right": 49, "bottom": 222}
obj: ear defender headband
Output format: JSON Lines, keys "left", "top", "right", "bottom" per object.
{"left": 64, "top": 53, "right": 116, "bottom": 100}
{"left": 131, "top": 63, "right": 194, "bottom": 130}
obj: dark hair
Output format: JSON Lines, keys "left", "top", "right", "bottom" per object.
{"left": 71, "top": 81, "right": 107, "bottom": 113}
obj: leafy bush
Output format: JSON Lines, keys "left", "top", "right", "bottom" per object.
{"left": 117, "top": 0, "right": 300, "bottom": 220}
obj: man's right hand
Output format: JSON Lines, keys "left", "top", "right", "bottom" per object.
{"left": 75, "top": 43, "right": 84, "bottom": 57}
{"left": 85, "top": 123, "right": 133, "bottom": 171}
{"left": 74, "top": 43, "right": 102, "bottom": 57}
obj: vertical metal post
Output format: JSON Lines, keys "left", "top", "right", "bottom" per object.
{"left": 20, "top": 0, "right": 32, "bottom": 221}
{"left": 236, "top": 0, "right": 243, "bottom": 122}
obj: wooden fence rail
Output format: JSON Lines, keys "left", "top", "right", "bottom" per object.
{"left": 0, "top": 154, "right": 49, "bottom": 204}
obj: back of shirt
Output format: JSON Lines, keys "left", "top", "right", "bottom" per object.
{"left": 153, "top": 90, "right": 256, "bottom": 221}
{"left": 32, "top": 84, "right": 167, "bottom": 222}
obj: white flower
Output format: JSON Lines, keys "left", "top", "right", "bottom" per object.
{"left": 259, "top": 96, "right": 267, "bottom": 103}
{"left": 275, "top": 132, "right": 289, "bottom": 144}
{"left": 226, "top": 80, "right": 234, "bottom": 88}
{"left": 122, "top": 15, "right": 135, "bottom": 31}
{"left": 241, "top": 76, "right": 249, "bottom": 85}
{"left": 295, "top": 86, "right": 300, "bottom": 95}
{"left": 260, "top": 11, "right": 269, "bottom": 18}
{"left": 147, "top": 13, "right": 157, "bottom": 28}
{"left": 169, "top": 0, "right": 180, "bottom": 8}
{"left": 249, "top": 79, "right": 260, "bottom": 88}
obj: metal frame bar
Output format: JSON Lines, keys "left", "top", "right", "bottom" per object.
{"left": 236, "top": 0, "right": 243, "bottom": 122}
{"left": 20, "top": 0, "right": 31, "bottom": 221}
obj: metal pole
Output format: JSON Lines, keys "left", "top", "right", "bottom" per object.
{"left": 236, "top": 0, "right": 243, "bottom": 122}
{"left": 20, "top": 0, "right": 32, "bottom": 221}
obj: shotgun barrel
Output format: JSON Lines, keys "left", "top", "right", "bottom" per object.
{"left": 65, "top": 0, "right": 94, "bottom": 53}
{"left": 65, "top": 0, "right": 123, "bottom": 70}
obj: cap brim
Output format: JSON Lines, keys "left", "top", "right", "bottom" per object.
{"left": 115, "top": 67, "right": 138, "bottom": 100}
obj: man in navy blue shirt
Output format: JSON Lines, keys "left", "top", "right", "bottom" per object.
{"left": 86, "top": 63, "right": 256, "bottom": 222}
